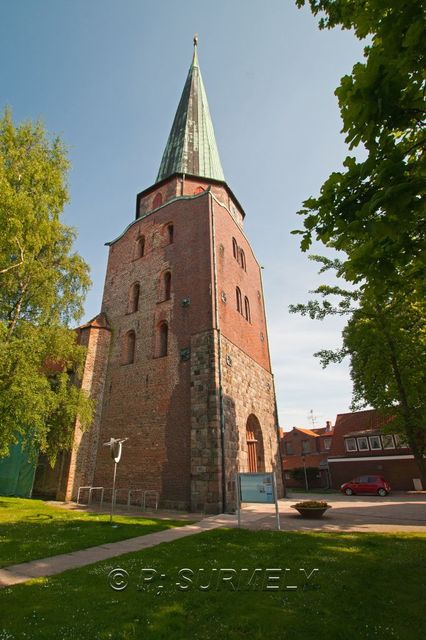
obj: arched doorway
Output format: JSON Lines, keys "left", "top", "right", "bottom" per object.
{"left": 246, "top": 415, "right": 265, "bottom": 472}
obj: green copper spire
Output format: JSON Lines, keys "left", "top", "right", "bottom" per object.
{"left": 156, "top": 36, "right": 225, "bottom": 183}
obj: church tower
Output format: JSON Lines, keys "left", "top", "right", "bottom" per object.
{"left": 76, "top": 40, "right": 283, "bottom": 513}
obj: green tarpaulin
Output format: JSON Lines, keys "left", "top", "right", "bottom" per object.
{"left": 0, "top": 438, "right": 37, "bottom": 498}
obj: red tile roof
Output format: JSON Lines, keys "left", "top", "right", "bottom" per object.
{"left": 294, "top": 427, "right": 321, "bottom": 438}
{"left": 329, "top": 409, "right": 394, "bottom": 457}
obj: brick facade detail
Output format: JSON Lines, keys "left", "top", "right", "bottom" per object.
{"left": 38, "top": 176, "right": 283, "bottom": 512}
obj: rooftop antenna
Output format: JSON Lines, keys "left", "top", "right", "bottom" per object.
{"left": 307, "top": 409, "right": 318, "bottom": 428}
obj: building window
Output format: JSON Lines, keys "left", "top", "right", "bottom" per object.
{"left": 240, "top": 248, "right": 246, "bottom": 271}
{"left": 345, "top": 438, "right": 357, "bottom": 452}
{"left": 369, "top": 435, "right": 382, "bottom": 450}
{"left": 236, "top": 287, "right": 242, "bottom": 313}
{"left": 164, "top": 272, "right": 171, "bottom": 300}
{"left": 158, "top": 322, "right": 168, "bottom": 357}
{"left": 301, "top": 440, "right": 310, "bottom": 454}
{"left": 167, "top": 224, "right": 174, "bottom": 244}
{"left": 394, "top": 434, "right": 409, "bottom": 448}
{"left": 323, "top": 438, "right": 332, "bottom": 450}
{"left": 135, "top": 235, "right": 145, "bottom": 259}
{"left": 153, "top": 192, "right": 163, "bottom": 208}
{"left": 232, "top": 237, "right": 238, "bottom": 260}
{"left": 244, "top": 296, "right": 251, "bottom": 322}
{"left": 159, "top": 271, "right": 171, "bottom": 301}
{"left": 285, "top": 442, "right": 293, "bottom": 455}
{"left": 122, "top": 330, "right": 136, "bottom": 365}
{"left": 381, "top": 434, "right": 395, "bottom": 449}
{"left": 357, "top": 437, "right": 369, "bottom": 451}
{"left": 128, "top": 282, "right": 140, "bottom": 313}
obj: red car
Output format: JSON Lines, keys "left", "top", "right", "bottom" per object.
{"left": 340, "top": 475, "right": 391, "bottom": 496}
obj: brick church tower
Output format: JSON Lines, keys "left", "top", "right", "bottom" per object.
{"left": 49, "top": 40, "right": 283, "bottom": 513}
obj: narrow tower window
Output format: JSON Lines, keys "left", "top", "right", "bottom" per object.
{"left": 232, "top": 237, "right": 238, "bottom": 260}
{"left": 167, "top": 224, "right": 174, "bottom": 244}
{"left": 122, "top": 330, "right": 136, "bottom": 365}
{"left": 244, "top": 296, "right": 251, "bottom": 322}
{"left": 161, "top": 271, "right": 171, "bottom": 301}
{"left": 128, "top": 282, "right": 140, "bottom": 313}
{"left": 236, "top": 287, "right": 242, "bottom": 313}
{"left": 240, "top": 249, "right": 246, "bottom": 271}
{"left": 153, "top": 192, "right": 163, "bottom": 208}
{"left": 135, "top": 236, "right": 145, "bottom": 259}
{"left": 158, "top": 322, "right": 168, "bottom": 357}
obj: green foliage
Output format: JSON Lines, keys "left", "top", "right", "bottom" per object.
{"left": 290, "top": 263, "right": 426, "bottom": 481}
{"left": 290, "top": 466, "right": 320, "bottom": 484}
{"left": 292, "top": 2, "right": 426, "bottom": 483}
{"left": 294, "top": 0, "right": 426, "bottom": 291}
{"left": 0, "top": 109, "right": 92, "bottom": 462}
{"left": 293, "top": 500, "right": 330, "bottom": 508}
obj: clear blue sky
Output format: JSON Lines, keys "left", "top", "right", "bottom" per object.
{"left": 1, "top": 0, "right": 367, "bottom": 430}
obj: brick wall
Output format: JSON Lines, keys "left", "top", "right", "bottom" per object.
{"left": 329, "top": 457, "right": 422, "bottom": 491}
{"left": 74, "top": 175, "right": 283, "bottom": 513}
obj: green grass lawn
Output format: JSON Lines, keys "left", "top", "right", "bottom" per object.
{"left": 0, "top": 497, "right": 190, "bottom": 567}
{"left": 1, "top": 528, "right": 425, "bottom": 640}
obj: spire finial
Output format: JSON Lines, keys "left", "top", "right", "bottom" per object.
{"left": 192, "top": 33, "right": 199, "bottom": 67}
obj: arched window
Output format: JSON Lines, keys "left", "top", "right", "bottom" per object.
{"left": 240, "top": 249, "right": 246, "bottom": 271}
{"left": 232, "top": 237, "right": 238, "bottom": 260}
{"left": 153, "top": 192, "right": 163, "bottom": 208}
{"left": 122, "top": 330, "right": 136, "bottom": 365}
{"left": 236, "top": 287, "right": 242, "bottom": 313}
{"left": 244, "top": 296, "right": 251, "bottom": 322}
{"left": 167, "top": 224, "right": 174, "bottom": 244}
{"left": 128, "top": 282, "right": 140, "bottom": 313}
{"left": 246, "top": 415, "right": 265, "bottom": 472}
{"left": 158, "top": 322, "right": 168, "bottom": 357}
{"left": 161, "top": 271, "right": 171, "bottom": 301}
{"left": 135, "top": 236, "right": 145, "bottom": 259}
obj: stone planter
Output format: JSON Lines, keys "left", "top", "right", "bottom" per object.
{"left": 290, "top": 504, "right": 331, "bottom": 519}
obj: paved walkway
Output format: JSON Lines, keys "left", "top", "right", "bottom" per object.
{"left": 0, "top": 513, "right": 235, "bottom": 589}
{"left": 1, "top": 493, "right": 424, "bottom": 589}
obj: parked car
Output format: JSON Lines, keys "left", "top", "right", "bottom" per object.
{"left": 340, "top": 475, "right": 391, "bottom": 496}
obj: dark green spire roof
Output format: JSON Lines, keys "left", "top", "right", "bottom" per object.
{"left": 156, "top": 37, "right": 225, "bottom": 183}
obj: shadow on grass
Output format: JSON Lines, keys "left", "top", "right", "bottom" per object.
{"left": 1, "top": 529, "right": 425, "bottom": 640}
{"left": 0, "top": 498, "right": 191, "bottom": 567}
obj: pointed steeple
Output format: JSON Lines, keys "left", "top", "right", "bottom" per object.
{"left": 156, "top": 36, "right": 225, "bottom": 183}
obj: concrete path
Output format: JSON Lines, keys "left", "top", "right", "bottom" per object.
{"left": 0, "top": 513, "right": 235, "bottom": 589}
{"left": 244, "top": 492, "right": 426, "bottom": 533}
{"left": 1, "top": 493, "right": 424, "bottom": 589}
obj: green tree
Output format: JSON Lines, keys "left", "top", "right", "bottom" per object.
{"left": 290, "top": 257, "right": 426, "bottom": 483}
{"left": 294, "top": 0, "right": 425, "bottom": 292}
{"left": 0, "top": 109, "right": 92, "bottom": 462}
{"left": 291, "top": 1, "right": 426, "bottom": 483}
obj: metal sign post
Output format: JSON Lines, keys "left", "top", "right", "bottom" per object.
{"left": 234, "top": 473, "right": 241, "bottom": 528}
{"left": 236, "top": 471, "right": 280, "bottom": 531}
{"left": 103, "top": 437, "right": 128, "bottom": 524}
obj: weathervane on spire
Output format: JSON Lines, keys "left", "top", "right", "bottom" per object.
{"left": 193, "top": 33, "right": 198, "bottom": 47}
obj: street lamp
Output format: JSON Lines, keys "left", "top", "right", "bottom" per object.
{"left": 302, "top": 455, "right": 309, "bottom": 492}
{"left": 103, "top": 437, "right": 129, "bottom": 524}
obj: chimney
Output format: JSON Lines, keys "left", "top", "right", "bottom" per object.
{"left": 326, "top": 420, "right": 332, "bottom": 431}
